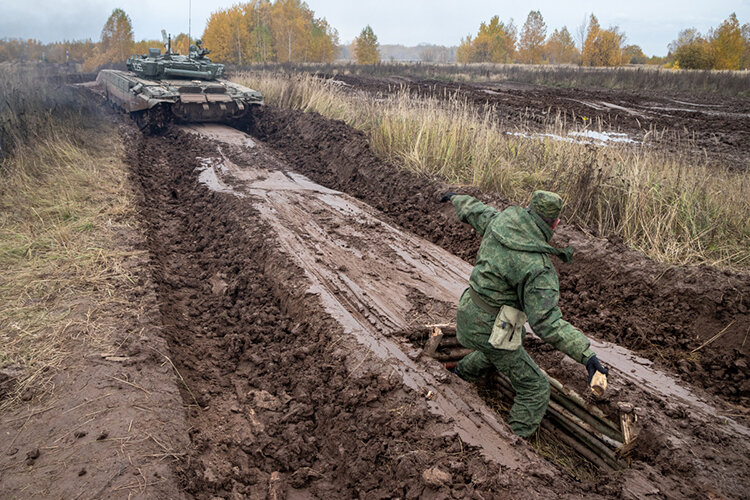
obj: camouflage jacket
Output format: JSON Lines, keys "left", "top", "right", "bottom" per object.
{"left": 451, "top": 195, "right": 595, "bottom": 364}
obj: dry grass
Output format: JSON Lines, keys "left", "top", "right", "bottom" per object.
{"left": 0, "top": 69, "right": 139, "bottom": 409}
{"left": 234, "top": 71, "right": 750, "bottom": 270}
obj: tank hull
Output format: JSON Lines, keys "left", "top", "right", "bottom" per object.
{"left": 96, "top": 69, "right": 262, "bottom": 123}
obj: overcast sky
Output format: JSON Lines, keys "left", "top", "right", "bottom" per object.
{"left": 2, "top": 0, "right": 749, "bottom": 56}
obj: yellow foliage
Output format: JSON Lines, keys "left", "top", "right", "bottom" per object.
{"left": 354, "top": 25, "right": 380, "bottom": 64}
{"left": 202, "top": 0, "right": 337, "bottom": 64}
{"left": 458, "top": 16, "right": 516, "bottom": 63}
{"left": 581, "top": 14, "right": 624, "bottom": 67}
{"left": 518, "top": 10, "right": 546, "bottom": 64}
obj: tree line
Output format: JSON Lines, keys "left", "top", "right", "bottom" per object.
{"left": 0, "top": 5, "right": 747, "bottom": 70}
{"left": 456, "top": 11, "right": 749, "bottom": 69}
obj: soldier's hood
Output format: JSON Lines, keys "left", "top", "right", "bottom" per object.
{"left": 489, "top": 207, "right": 574, "bottom": 263}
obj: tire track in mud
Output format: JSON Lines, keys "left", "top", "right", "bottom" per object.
{"left": 125, "top": 118, "right": 750, "bottom": 498}
{"left": 125, "top": 128, "right": 584, "bottom": 498}
{"left": 235, "top": 106, "right": 750, "bottom": 498}
{"left": 243, "top": 105, "right": 750, "bottom": 411}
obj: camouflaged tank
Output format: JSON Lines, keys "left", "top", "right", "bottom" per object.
{"left": 96, "top": 40, "right": 262, "bottom": 129}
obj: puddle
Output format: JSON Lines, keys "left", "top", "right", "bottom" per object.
{"left": 569, "top": 130, "right": 635, "bottom": 144}
{"left": 195, "top": 157, "right": 246, "bottom": 197}
{"left": 179, "top": 123, "right": 256, "bottom": 148}
{"left": 508, "top": 129, "right": 637, "bottom": 146}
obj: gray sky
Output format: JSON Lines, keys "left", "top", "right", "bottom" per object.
{"left": 1, "top": 0, "right": 749, "bottom": 56}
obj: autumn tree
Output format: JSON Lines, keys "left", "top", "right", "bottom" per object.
{"left": 457, "top": 16, "right": 516, "bottom": 63}
{"left": 669, "top": 28, "right": 712, "bottom": 69}
{"left": 172, "top": 33, "right": 190, "bottom": 55}
{"left": 708, "top": 13, "right": 743, "bottom": 70}
{"left": 518, "top": 10, "right": 546, "bottom": 64}
{"left": 581, "top": 14, "right": 624, "bottom": 66}
{"left": 456, "top": 35, "right": 473, "bottom": 63}
{"left": 742, "top": 22, "right": 750, "bottom": 69}
{"left": 100, "top": 8, "right": 134, "bottom": 62}
{"left": 354, "top": 25, "right": 380, "bottom": 64}
{"left": 83, "top": 8, "right": 134, "bottom": 69}
{"left": 132, "top": 39, "right": 165, "bottom": 56}
{"left": 202, "top": 1, "right": 336, "bottom": 64}
{"left": 203, "top": 5, "right": 247, "bottom": 64}
{"left": 544, "top": 27, "right": 578, "bottom": 64}
{"left": 304, "top": 18, "right": 339, "bottom": 62}
{"left": 622, "top": 44, "right": 647, "bottom": 64}
{"left": 271, "top": 0, "right": 309, "bottom": 62}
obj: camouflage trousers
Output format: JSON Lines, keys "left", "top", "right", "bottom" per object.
{"left": 455, "top": 288, "right": 550, "bottom": 438}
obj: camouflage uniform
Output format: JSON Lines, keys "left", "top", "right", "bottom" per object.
{"left": 451, "top": 191, "right": 595, "bottom": 437}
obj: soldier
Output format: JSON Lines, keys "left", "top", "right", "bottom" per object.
{"left": 441, "top": 190, "right": 609, "bottom": 438}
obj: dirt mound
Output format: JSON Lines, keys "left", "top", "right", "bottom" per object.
{"left": 244, "top": 105, "right": 750, "bottom": 408}
{"left": 126, "top": 129, "right": 581, "bottom": 498}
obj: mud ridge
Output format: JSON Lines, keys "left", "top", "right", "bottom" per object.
{"left": 243, "top": 105, "right": 750, "bottom": 409}
{"left": 126, "top": 128, "right": 588, "bottom": 498}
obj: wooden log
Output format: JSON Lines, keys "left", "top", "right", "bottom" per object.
{"left": 439, "top": 336, "right": 463, "bottom": 348}
{"left": 421, "top": 326, "right": 444, "bottom": 359}
{"left": 494, "top": 373, "right": 623, "bottom": 469}
{"left": 546, "top": 404, "right": 624, "bottom": 470}
{"left": 432, "top": 348, "right": 474, "bottom": 362}
{"left": 617, "top": 402, "right": 641, "bottom": 457}
{"left": 548, "top": 399, "right": 623, "bottom": 450}
{"left": 540, "top": 420, "right": 615, "bottom": 472}
{"left": 549, "top": 389, "right": 624, "bottom": 443}
{"left": 544, "top": 370, "right": 621, "bottom": 434}
{"left": 422, "top": 323, "right": 457, "bottom": 336}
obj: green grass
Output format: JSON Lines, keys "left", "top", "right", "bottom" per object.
{"left": 234, "top": 71, "right": 750, "bottom": 270}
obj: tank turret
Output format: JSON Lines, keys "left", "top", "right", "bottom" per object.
{"left": 126, "top": 39, "right": 224, "bottom": 80}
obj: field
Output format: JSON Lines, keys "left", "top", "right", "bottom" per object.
{"left": 0, "top": 65, "right": 749, "bottom": 498}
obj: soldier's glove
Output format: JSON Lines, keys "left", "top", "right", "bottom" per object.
{"left": 586, "top": 355, "right": 609, "bottom": 384}
{"left": 440, "top": 192, "right": 457, "bottom": 203}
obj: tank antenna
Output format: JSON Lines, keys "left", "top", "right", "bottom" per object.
{"left": 188, "top": 0, "right": 192, "bottom": 59}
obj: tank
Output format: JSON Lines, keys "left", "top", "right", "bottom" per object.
{"left": 96, "top": 39, "right": 262, "bottom": 129}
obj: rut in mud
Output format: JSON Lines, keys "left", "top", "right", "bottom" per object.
{"left": 244, "top": 105, "right": 750, "bottom": 410}
{"left": 127, "top": 128, "right": 584, "bottom": 498}
{"left": 125, "top": 112, "right": 750, "bottom": 498}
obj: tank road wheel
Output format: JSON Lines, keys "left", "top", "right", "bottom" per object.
{"left": 131, "top": 105, "right": 171, "bottom": 135}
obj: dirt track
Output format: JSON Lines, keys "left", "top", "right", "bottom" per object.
{"left": 324, "top": 74, "right": 750, "bottom": 169}
{"left": 127, "top": 110, "right": 748, "bottom": 497}
{"left": 3, "top": 92, "right": 749, "bottom": 498}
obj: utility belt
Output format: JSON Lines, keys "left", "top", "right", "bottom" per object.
{"left": 468, "top": 287, "right": 527, "bottom": 351}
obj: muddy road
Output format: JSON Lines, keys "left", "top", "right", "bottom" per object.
{"left": 322, "top": 74, "right": 750, "bottom": 169}
{"left": 120, "top": 104, "right": 749, "bottom": 498}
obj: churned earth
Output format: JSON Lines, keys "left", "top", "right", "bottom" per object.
{"left": 2, "top": 89, "right": 749, "bottom": 499}
{"left": 124, "top": 113, "right": 749, "bottom": 498}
